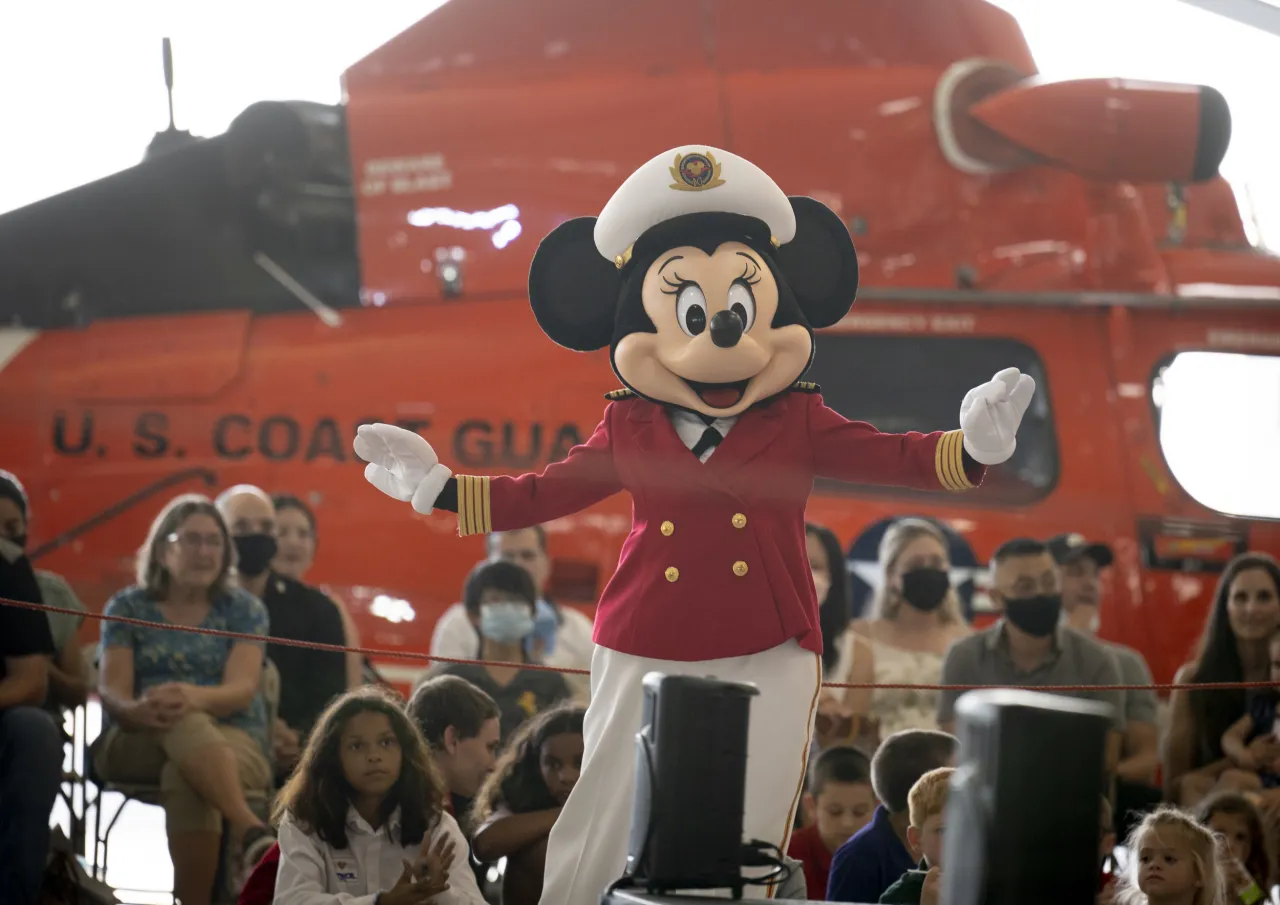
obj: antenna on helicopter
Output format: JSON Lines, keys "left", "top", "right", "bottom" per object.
{"left": 163, "top": 37, "right": 177, "bottom": 131}
{"left": 144, "top": 37, "right": 200, "bottom": 160}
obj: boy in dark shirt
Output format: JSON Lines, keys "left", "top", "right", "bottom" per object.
{"left": 788, "top": 745, "right": 877, "bottom": 899}
{"left": 827, "top": 729, "right": 957, "bottom": 903}
{"left": 879, "top": 766, "right": 953, "bottom": 904}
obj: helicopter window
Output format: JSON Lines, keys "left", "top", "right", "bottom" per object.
{"left": 1151, "top": 351, "right": 1280, "bottom": 520}
{"left": 806, "top": 333, "right": 1058, "bottom": 505}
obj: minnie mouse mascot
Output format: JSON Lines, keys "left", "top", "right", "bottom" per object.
{"left": 355, "top": 146, "right": 1035, "bottom": 903}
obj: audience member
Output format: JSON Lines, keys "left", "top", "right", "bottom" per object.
{"left": 937, "top": 538, "right": 1124, "bottom": 773}
{"left": 432, "top": 561, "right": 571, "bottom": 740}
{"left": 0, "top": 535, "right": 63, "bottom": 905}
{"left": 808, "top": 522, "right": 858, "bottom": 749}
{"left": 470, "top": 705, "right": 585, "bottom": 905}
{"left": 1050, "top": 532, "right": 1162, "bottom": 833}
{"left": 270, "top": 493, "right": 368, "bottom": 689}
{"left": 839, "top": 519, "right": 971, "bottom": 749}
{"left": 272, "top": 686, "right": 486, "bottom": 905}
{"left": 878, "top": 766, "right": 954, "bottom": 904}
{"left": 217, "top": 485, "right": 355, "bottom": 778}
{"left": 1194, "top": 792, "right": 1272, "bottom": 905}
{"left": 788, "top": 745, "right": 876, "bottom": 899}
{"left": 826, "top": 729, "right": 957, "bottom": 903}
{"left": 95, "top": 494, "right": 274, "bottom": 904}
{"left": 0, "top": 469, "right": 90, "bottom": 712}
{"left": 432, "top": 527, "right": 594, "bottom": 703}
{"left": 270, "top": 493, "right": 318, "bottom": 582}
{"left": 1218, "top": 627, "right": 1280, "bottom": 793}
{"left": 1113, "top": 806, "right": 1228, "bottom": 905}
{"left": 408, "top": 675, "right": 503, "bottom": 827}
{"left": 1165, "top": 553, "right": 1280, "bottom": 809}
{"left": 239, "top": 676, "right": 503, "bottom": 905}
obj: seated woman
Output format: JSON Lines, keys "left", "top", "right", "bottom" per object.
{"left": 271, "top": 492, "right": 366, "bottom": 691}
{"left": 95, "top": 493, "right": 275, "bottom": 905}
{"left": 433, "top": 560, "right": 571, "bottom": 741}
{"left": 1165, "top": 552, "right": 1280, "bottom": 811}
{"left": 469, "top": 705, "right": 586, "bottom": 905}
{"left": 832, "top": 518, "right": 970, "bottom": 750}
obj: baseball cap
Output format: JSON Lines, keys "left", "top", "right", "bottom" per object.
{"left": 1046, "top": 533, "right": 1113, "bottom": 568}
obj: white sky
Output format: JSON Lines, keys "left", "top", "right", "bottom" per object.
{"left": 0, "top": 0, "right": 1276, "bottom": 241}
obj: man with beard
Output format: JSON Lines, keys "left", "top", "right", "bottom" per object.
{"left": 215, "top": 486, "right": 353, "bottom": 779}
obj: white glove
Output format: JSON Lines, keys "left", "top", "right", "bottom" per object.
{"left": 958, "top": 367, "right": 1036, "bottom": 465}
{"left": 353, "top": 423, "right": 454, "bottom": 515}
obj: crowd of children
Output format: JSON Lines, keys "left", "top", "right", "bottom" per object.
{"left": 240, "top": 681, "right": 585, "bottom": 905}
{"left": 776, "top": 726, "right": 1279, "bottom": 905}
{"left": 234, "top": 657, "right": 1280, "bottom": 905}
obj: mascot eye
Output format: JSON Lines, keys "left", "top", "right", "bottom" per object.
{"left": 675, "top": 284, "right": 708, "bottom": 337}
{"left": 727, "top": 281, "right": 757, "bottom": 331}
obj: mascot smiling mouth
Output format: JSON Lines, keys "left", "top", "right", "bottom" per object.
{"left": 683, "top": 377, "right": 750, "bottom": 409}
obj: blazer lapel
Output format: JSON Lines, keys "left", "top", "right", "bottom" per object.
{"left": 705, "top": 395, "right": 791, "bottom": 481}
{"left": 625, "top": 399, "right": 738, "bottom": 493}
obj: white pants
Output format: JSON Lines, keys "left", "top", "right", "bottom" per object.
{"left": 538, "top": 640, "right": 822, "bottom": 905}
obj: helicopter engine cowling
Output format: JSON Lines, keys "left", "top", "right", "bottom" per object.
{"left": 933, "top": 58, "right": 1232, "bottom": 185}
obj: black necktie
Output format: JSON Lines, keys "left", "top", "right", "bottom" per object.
{"left": 691, "top": 426, "right": 723, "bottom": 459}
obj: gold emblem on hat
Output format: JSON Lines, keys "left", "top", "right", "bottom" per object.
{"left": 669, "top": 151, "right": 725, "bottom": 192}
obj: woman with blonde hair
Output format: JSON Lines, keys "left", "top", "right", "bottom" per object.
{"left": 825, "top": 518, "right": 970, "bottom": 749}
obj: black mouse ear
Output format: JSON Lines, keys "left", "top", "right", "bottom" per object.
{"left": 772, "top": 196, "right": 859, "bottom": 329}
{"left": 528, "top": 217, "right": 621, "bottom": 352}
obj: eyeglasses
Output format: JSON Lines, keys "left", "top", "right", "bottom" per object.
{"left": 167, "top": 531, "right": 225, "bottom": 551}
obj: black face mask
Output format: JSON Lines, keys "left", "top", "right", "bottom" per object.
{"left": 900, "top": 567, "right": 951, "bottom": 613}
{"left": 1003, "top": 594, "right": 1063, "bottom": 638}
{"left": 234, "top": 533, "right": 278, "bottom": 577}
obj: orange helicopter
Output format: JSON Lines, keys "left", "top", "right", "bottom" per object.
{"left": 1, "top": 0, "right": 1277, "bottom": 693}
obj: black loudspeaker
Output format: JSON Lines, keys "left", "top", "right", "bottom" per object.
{"left": 942, "top": 689, "right": 1114, "bottom": 905}
{"left": 623, "top": 672, "right": 759, "bottom": 896}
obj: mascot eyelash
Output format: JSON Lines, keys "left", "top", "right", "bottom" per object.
{"left": 354, "top": 144, "right": 1036, "bottom": 905}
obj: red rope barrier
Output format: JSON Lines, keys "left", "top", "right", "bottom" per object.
{"left": 3, "top": 595, "right": 1274, "bottom": 693}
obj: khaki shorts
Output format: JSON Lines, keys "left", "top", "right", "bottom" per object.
{"left": 95, "top": 711, "right": 272, "bottom": 833}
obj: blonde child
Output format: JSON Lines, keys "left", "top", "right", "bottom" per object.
{"left": 1115, "top": 807, "right": 1227, "bottom": 905}
{"left": 878, "top": 767, "right": 953, "bottom": 905}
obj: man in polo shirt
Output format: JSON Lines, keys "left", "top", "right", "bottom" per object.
{"left": 937, "top": 537, "right": 1124, "bottom": 774}
{"left": 1049, "top": 532, "right": 1162, "bottom": 834}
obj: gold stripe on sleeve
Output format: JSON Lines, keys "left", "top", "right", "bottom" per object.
{"left": 456, "top": 475, "right": 492, "bottom": 537}
{"left": 940, "top": 430, "right": 975, "bottom": 492}
{"left": 935, "top": 432, "right": 958, "bottom": 491}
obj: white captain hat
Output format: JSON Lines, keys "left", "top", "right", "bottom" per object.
{"left": 593, "top": 146, "right": 798, "bottom": 269}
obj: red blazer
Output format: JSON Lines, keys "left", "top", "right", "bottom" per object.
{"left": 454, "top": 384, "right": 984, "bottom": 661}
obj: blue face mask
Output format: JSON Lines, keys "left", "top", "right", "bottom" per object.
{"left": 480, "top": 601, "right": 536, "bottom": 644}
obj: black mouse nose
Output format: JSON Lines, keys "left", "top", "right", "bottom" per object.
{"left": 709, "top": 310, "right": 744, "bottom": 348}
